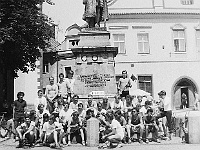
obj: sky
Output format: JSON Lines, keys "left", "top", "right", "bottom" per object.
{"left": 43, "top": 0, "right": 85, "bottom": 42}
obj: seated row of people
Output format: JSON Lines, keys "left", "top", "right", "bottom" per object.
{"left": 15, "top": 92, "right": 168, "bottom": 148}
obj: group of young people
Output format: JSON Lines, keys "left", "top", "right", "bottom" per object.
{"left": 12, "top": 70, "right": 173, "bottom": 148}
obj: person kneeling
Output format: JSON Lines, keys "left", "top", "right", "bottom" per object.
{"left": 16, "top": 114, "right": 35, "bottom": 148}
{"left": 102, "top": 111, "right": 124, "bottom": 148}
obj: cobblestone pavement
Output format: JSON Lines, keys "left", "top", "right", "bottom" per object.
{"left": 0, "top": 137, "right": 200, "bottom": 150}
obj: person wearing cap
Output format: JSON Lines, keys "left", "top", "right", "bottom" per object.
{"left": 118, "top": 70, "right": 132, "bottom": 98}
{"left": 156, "top": 90, "right": 172, "bottom": 140}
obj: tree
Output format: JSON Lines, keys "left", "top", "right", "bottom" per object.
{"left": 0, "top": 0, "right": 53, "bottom": 76}
{"left": 0, "top": 0, "right": 54, "bottom": 116}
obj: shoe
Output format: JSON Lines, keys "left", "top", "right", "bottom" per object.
{"left": 82, "top": 141, "right": 86, "bottom": 146}
{"left": 50, "top": 143, "right": 56, "bottom": 148}
{"left": 16, "top": 144, "right": 23, "bottom": 148}
{"left": 67, "top": 141, "right": 71, "bottom": 146}
{"left": 156, "top": 139, "right": 161, "bottom": 143}
{"left": 128, "top": 139, "right": 132, "bottom": 144}
{"left": 139, "top": 138, "right": 143, "bottom": 144}
{"left": 62, "top": 138, "right": 67, "bottom": 145}
{"left": 146, "top": 139, "right": 149, "bottom": 144}
{"left": 116, "top": 143, "right": 123, "bottom": 148}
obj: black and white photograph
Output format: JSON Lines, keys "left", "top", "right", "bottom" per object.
{"left": 0, "top": 0, "right": 200, "bottom": 150}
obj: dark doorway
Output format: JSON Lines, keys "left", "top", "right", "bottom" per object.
{"left": 64, "top": 66, "right": 72, "bottom": 78}
{"left": 181, "top": 87, "right": 189, "bottom": 108}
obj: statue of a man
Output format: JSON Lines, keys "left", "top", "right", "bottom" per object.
{"left": 82, "top": 0, "right": 108, "bottom": 28}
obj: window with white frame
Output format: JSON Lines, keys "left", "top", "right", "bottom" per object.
{"left": 138, "top": 75, "right": 152, "bottom": 95}
{"left": 43, "top": 62, "right": 49, "bottom": 73}
{"left": 173, "top": 30, "right": 186, "bottom": 52}
{"left": 181, "top": 0, "right": 193, "bottom": 5}
{"left": 113, "top": 34, "right": 125, "bottom": 54}
{"left": 196, "top": 30, "right": 200, "bottom": 52}
{"left": 137, "top": 33, "right": 150, "bottom": 54}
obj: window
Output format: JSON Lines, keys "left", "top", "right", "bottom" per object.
{"left": 138, "top": 75, "right": 152, "bottom": 95}
{"left": 173, "top": 30, "right": 186, "bottom": 52}
{"left": 137, "top": 33, "right": 150, "bottom": 54}
{"left": 181, "top": 0, "right": 193, "bottom": 5}
{"left": 113, "top": 34, "right": 125, "bottom": 54}
{"left": 196, "top": 30, "right": 200, "bottom": 51}
{"left": 43, "top": 62, "right": 49, "bottom": 73}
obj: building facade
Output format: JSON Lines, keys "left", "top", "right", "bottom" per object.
{"left": 106, "top": 0, "right": 200, "bottom": 109}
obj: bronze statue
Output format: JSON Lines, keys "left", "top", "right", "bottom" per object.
{"left": 82, "top": 0, "right": 108, "bottom": 28}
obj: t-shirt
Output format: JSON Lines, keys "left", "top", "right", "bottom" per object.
{"left": 110, "top": 119, "right": 124, "bottom": 140}
{"left": 45, "top": 84, "right": 58, "bottom": 101}
{"left": 65, "top": 78, "right": 75, "bottom": 94}
{"left": 14, "top": 99, "right": 27, "bottom": 114}
{"left": 43, "top": 121, "right": 62, "bottom": 135}
{"left": 57, "top": 80, "right": 67, "bottom": 98}
{"left": 59, "top": 109, "right": 73, "bottom": 123}
{"left": 34, "top": 96, "right": 47, "bottom": 111}
{"left": 110, "top": 100, "right": 124, "bottom": 110}
{"left": 69, "top": 102, "right": 79, "bottom": 111}
{"left": 118, "top": 78, "right": 131, "bottom": 92}
{"left": 20, "top": 121, "right": 35, "bottom": 132}
{"left": 36, "top": 110, "right": 50, "bottom": 125}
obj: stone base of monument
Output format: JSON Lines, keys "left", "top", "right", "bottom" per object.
{"left": 173, "top": 109, "right": 200, "bottom": 144}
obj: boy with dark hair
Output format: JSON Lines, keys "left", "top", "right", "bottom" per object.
{"left": 143, "top": 108, "right": 160, "bottom": 143}
{"left": 126, "top": 107, "right": 144, "bottom": 144}
{"left": 67, "top": 111, "right": 86, "bottom": 146}
{"left": 16, "top": 114, "right": 35, "bottom": 148}
{"left": 13, "top": 92, "right": 27, "bottom": 137}
{"left": 118, "top": 70, "right": 132, "bottom": 98}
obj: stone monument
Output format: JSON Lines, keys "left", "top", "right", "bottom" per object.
{"left": 71, "top": 0, "right": 118, "bottom": 99}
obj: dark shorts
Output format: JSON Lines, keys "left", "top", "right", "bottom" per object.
{"left": 120, "top": 91, "right": 129, "bottom": 98}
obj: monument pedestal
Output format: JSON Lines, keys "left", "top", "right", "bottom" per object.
{"left": 71, "top": 29, "right": 118, "bottom": 101}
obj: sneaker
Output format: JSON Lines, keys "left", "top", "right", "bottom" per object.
{"left": 82, "top": 141, "right": 86, "bottom": 146}
{"left": 62, "top": 138, "right": 67, "bottom": 145}
{"left": 156, "top": 139, "right": 161, "bottom": 143}
{"left": 146, "top": 139, "right": 149, "bottom": 144}
{"left": 139, "top": 138, "right": 143, "bottom": 144}
{"left": 16, "top": 144, "right": 23, "bottom": 148}
{"left": 128, "top": 139, "right": 132, "bottom": 144}
{"left": 67, "top": 141, "right": 71, "bottom": 146}
{"left": 116, "top": 143, "right": 123, "bottom": 148}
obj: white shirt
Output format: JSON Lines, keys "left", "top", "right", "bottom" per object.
{"left": 65, "top": 78, "right": 75, "bottom": 93}
{"left": 57, "top": 80, "right": 67, "bottom": 98}
{"left": 43, "top": 122, "right": 62, "bottom": 136}
{"left": 36, "top": 110, "right": 50, "bottom": 125}
{"left": 110, "top": 100, "right": 124, "bottom": 110}
{"left": 34, "top": 96, "right": 47, "bottom": 111}
{"left": 59, "top": 109, "right": 74, "bottom": 123}
{"left": 21, "top": 121, "right": 35, "bottom": 131}
{"left": 110, "top": 119, "right": 124, "bottom": 140}
{"left": 163, "top": 96, "right": 172, "bottom": 111}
